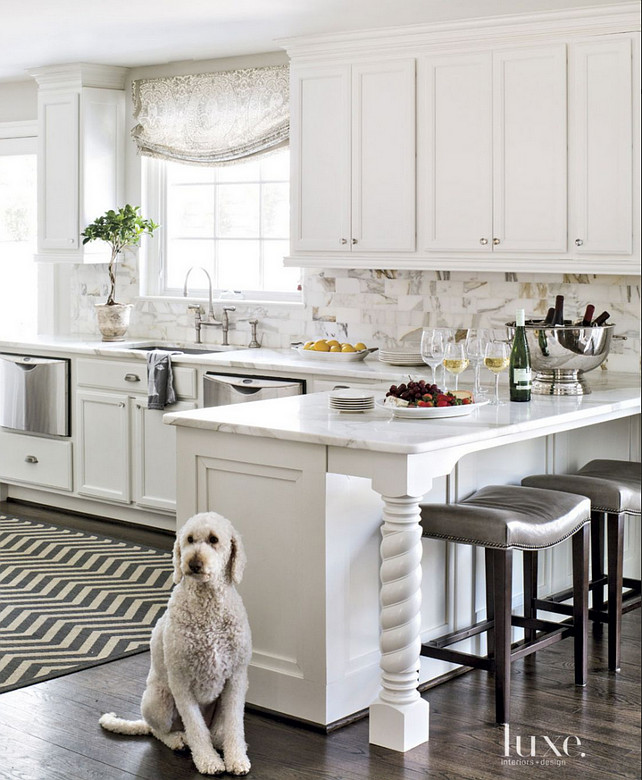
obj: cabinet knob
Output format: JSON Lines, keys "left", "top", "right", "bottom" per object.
{"left": 124, "top": 373, "right": 141, "bottom": 382}
{"left": 479, "top": 238, "right": 488, "bottom": 246}
{"left": 69, "top": 239, "right": 75, "bottom": 245}
{"left": 352, "top": 238, "right": 357, "bottom": 245}
{"left": 118, "top": 402, "right": 126, "bottom": 408}
{"left": 492, "top": 238, "right": 500, "bottom": 245}
{"left": 575, "top": 238, "right": 584, "bottom": 247}
{"left": 340, "top": 238, "right": 348, "bottom": 245}
{"left": 25, "top": 455, "right": 38, "bottom": 464}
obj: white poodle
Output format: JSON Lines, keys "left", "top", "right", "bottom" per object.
{"left": 99, "top": 512, "right": 252, "bottom": 776}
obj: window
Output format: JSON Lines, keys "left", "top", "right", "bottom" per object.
{"left": 0, "top": 137, "right": 37, "bottom": 336}
{"left": 145, "top": 149, "right": 299, "bottom": 302}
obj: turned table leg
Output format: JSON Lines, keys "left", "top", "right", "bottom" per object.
{"left": 369, "top": 494, "right": 430, "bottom": 752}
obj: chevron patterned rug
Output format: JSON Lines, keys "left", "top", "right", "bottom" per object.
{"left": 0, "top": 513, "right": 174, "bottom": 694}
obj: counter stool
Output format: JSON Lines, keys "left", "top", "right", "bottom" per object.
{"left": 522, "top": 460, "right": 641, "bottom": 672}
{"left": 419, "top": 485, "right": 590, "bottom": 725}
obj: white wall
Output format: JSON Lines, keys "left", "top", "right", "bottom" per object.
{"left": 0, "top": 80, "right": 37, "bottom": 123}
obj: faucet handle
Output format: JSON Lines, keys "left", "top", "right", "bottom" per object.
{"left": 223, "top": 305, "right": 236, "bottom": 313}
{"left": 187, "top": 304, "right": 202, "bottom": 316}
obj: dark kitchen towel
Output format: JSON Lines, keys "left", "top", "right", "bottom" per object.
{"left": 146, "top": 350, "right": 178, "bottom": 409}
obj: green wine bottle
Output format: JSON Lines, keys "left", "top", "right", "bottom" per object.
{"left": 510, "top": 309, "right": 531, "bottom": 402}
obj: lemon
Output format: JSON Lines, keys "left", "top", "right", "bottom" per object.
{"left": 303, "top": 341, "right": 314, "bottom": 350}
{"left": 326, "top": 339, "right": 340, "bottom": 348}
{"left": 354, "top": 342, "right": 367, "bottom": 351}
{"left": 341, "top": 343, "right": 356, "bottom": 353}
{"left": 329, "top": 345, "right": 341, "bottom": 352}
{"left": 314, "top": 340, "right": 331, "bottom": 352}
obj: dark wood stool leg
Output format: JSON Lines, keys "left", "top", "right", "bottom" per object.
{"left": 572, "top": 524, "right": 589, "bottom": 686}
{"left": 607, "top": 512, "right": 624, "bottom": 672}
{"left": 485, "top": 549, "right": 495, "bottom": 659}
{"left": 523, "top": 550, "right": 538, "bottom": 644}
{"left": 591, "top": 511, "right": 606, "bottom": 637}
{"left": 492, "top": 549, "right": 513, "bottom": 725}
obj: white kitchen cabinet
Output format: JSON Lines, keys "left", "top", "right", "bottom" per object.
{"left": 132, "top": 400, "right": 196, "bottom": 512}
{"left": 419, "top": 44, "right": 567, "bottom": 255}
{"left": 76, "top": 358, "right": 198, "bottom": 511}
{"left": 77, "top": 390, "right": 131, "bottom": 503}
{"left": 29, "top": 64, "right": 127, "bottom": 263}
{"left": 0, "top": 430, "right": 73, "bottom": 492}
{"left": 569, "top": 35, "right": 637, "bottom": 256}
{"left": 290, "top": 59, "right": 415, "bottom": 253}
{"left": 419, "top": 53, "right": 493, "bottom": 252}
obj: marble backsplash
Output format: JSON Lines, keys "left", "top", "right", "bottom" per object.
{"left": 69, "top": 263, "right": 641, "bottom": 372}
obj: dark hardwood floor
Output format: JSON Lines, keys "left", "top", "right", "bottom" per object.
{"left": 1, "top": 499, "right": 640, "bottom": 780}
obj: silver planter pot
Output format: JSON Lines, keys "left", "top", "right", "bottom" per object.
{"left": 507, "top": 323, "right": 614, "bottom": 396}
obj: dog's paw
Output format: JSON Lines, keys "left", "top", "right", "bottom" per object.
{"left": 193, "top": 751, "right": 226, "bottom": 776}
{"left": 166, "top": 731, "right": 187, "bottom": 751}
{"left": 225, "top": 755, "right": 251, "bottom": 776}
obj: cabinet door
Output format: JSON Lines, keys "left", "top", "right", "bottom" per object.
{"left": 132, "top": 400, "right": 196, "bottom": 512}
{"left": 351, "top": 59, "right": 416, "bottom": 252}
{"left": 290, "top": 66, "right": 351, "bottom": 251}
{"left": 419, "top": 52, "right": 493, "bottom": 252}
{"left": 38, "top": 91, "right": 79, "bottom": 250}
{"left": 77, "top": 390, "right": 130, "bottom": 503}
{"left": 493, "top": 45, "right": 567, "bottom": 253}
{"left": 570, "top": 37, "right": 633, "bottom": 255}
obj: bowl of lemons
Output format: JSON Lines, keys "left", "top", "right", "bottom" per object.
{"left": 292, "top": 339, "right": 377, "bottom": 361}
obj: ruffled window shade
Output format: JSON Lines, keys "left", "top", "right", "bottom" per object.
{"left": 131, "top": 65, "right": 289, "bottom": 165}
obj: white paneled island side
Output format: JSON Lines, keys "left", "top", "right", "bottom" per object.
{"left": 165, "top": 373, "right": 641, "bottom": 751}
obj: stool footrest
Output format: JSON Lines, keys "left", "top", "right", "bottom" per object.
{"left": 426, "top": 619, "right": 493, "bottom": 649}
{"left": 420, "top": 644, "right": 493, "bottom": 670}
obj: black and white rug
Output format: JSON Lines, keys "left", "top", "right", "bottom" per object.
{"left": 0, "top": 513, "right": 174, "bottom": 693}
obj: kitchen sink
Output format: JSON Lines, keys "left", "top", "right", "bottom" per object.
{"left": 128, "top": 344, "right": 238, "bottom": 355}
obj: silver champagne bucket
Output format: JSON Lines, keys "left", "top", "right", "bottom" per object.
{"left": 506, "top": 322, "right": 614, "bottom": 396}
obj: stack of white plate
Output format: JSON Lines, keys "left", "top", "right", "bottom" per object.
{"left": 328, "top": 389, "right": 375, "bottom": 413}
{"left": 378, "top": 348, "right": 424, "bottom": 366}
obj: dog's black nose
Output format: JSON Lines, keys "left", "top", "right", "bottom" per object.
{"left": 188, "top": 558, "right": 203, "bottom": 573}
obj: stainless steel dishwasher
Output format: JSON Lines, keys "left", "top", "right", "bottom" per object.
{"left": 203, "top": 373, "right": 305, "bottom": 406}
{"left": 0, "top": 354, "right": 70, "bottom": 437}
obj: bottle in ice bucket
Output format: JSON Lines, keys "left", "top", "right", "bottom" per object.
{"left": 510, "top": 309, "right": 531, "bottom": 402}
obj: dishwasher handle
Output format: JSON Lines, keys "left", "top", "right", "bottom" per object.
{"left": 204, "top": 374, "right": 302, "bottom": 392}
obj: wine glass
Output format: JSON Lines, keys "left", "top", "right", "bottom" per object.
{"left": 420, "top": 329, "right": 438, "bottom": 385}
{"left": 430, "top": 329, "right": 448, "bottom": 389}
{"left": 443, "top": 342, "right": 469, "bottom": 392}
{"left": 465, "top": 328, "right": 491, "bottom": 398}
{"left": 484, "top": 340, "right": 510, "bottom": 405}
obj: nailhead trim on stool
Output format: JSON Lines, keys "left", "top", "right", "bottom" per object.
{"left": 419, "top": 485, "right": 591, "bottom": 725}
{"left": 522, "top": 460, "right": 641, "bottom": 672}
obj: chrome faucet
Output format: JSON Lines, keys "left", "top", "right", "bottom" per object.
{"left": 221, "top": 307, "right": 236, "bottom": 346}
{"left": 183, "top": 266, "right": 221, "bottom": 343}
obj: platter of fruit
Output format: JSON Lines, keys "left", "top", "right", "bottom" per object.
{"left": 377, "top": 380, "right": 488, "bottom": 418}
{"left": 292, "top": 339, "right": 377, "bottom": 361}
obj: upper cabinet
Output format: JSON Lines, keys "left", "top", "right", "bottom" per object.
{"left": 569, "top": 36, "right": 636, "bottom": 257}
{"left": 29, "top": 64, "right": 127, "bottom": 263}
{"left": 282, "top": 4, "right": 641, "bottom": 273}
{"left": 418, "top": 45, "right": 567, "bottom": 255}
{"left": 290, "top": 59, "right": 416, "bottom": 253}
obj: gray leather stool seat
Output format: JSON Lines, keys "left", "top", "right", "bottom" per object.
{"left": 420, "top": 485, "right": 591, "bottom": 725}
{"left": 522, "top": 460, "right": 641, "bottom": 671}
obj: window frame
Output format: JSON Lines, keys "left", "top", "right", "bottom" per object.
{"left": 141, "top": 154, "right": 301, "bottom": 305}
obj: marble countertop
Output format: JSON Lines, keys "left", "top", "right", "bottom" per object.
{"left": 164, "top": 372, "right": 641, "bottom": 456}
{"left": 0, "top": 336, "right": 420, "bottom": 382}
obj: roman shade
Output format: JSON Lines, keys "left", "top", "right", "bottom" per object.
{"left": 131, "top": 65, "right": 289, "bottom": 165}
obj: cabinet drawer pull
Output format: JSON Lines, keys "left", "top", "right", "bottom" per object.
{"left": 340, "top": 238, "right": 348, "bottom": 245}
{"left": 124, "top": 373, "right": 141, "bottom": 382}
{"left": 492, "top": 238, "right": 500, "bottom": 245}
{"left": 575, "top": 238, "right": 584, "bottom": 247}
{"left": 352, "top": 238, "right": 358, "bottom": 245}
{"left": 25, "top": 455, "right": 38, "bottom": 464}
{"left": 479, "top": 238, "right": 488, "bottom": 246}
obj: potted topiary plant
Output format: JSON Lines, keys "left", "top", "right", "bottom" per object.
{"left": 81, "top": 205, "right": 158, "bottom": 341}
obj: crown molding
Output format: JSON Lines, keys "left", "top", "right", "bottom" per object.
{"left": 27, "top": 63, "right": 128, "bottom": 91}
{"left": 279, "top": 2, "right": 641, "bottom": 60}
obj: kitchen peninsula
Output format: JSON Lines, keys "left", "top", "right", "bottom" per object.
{"left": 165, "top": 373, "right": 641, "bottom": 751}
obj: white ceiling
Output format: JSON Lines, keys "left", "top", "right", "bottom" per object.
{"left": 0, "top": 0, "right": 624, "bottom": 83}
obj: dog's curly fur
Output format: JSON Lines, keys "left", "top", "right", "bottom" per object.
{"left": 99, "top": 512, "right": 252, "bottom": 776}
